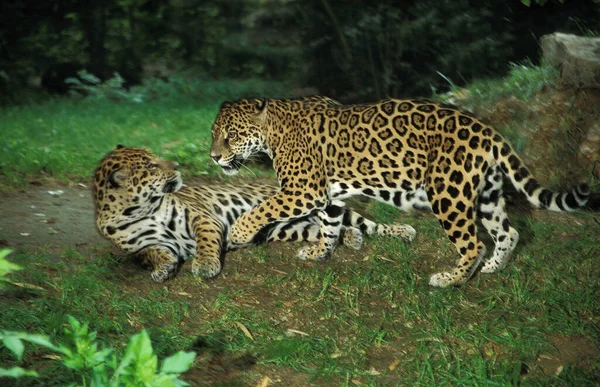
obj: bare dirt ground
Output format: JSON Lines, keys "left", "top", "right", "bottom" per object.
{"left": 0, "top": 182, "right": 108, "bottom": 253}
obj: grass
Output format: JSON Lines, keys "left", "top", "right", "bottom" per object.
{"left": 0, "top": 99, "right": 219, "bottom": 186}
{"left": 0, "top": 77, "right": 287, "bottom": 187}
{"left": 1, "top": 207, "right": 599, "bottom": 386}
{"left": 436, "top": 60, "right": 559, "bottom": 108}
{"left": 1, "top": 75, "right": 599, "bottom": 385}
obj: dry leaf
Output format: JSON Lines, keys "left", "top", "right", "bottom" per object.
{"left": 366, "top": 367, "right": 380, "bottom": 375}
{"left": 388, "top": 359, "right": 401, "bottom": 371}
{"left": 42, "top": 354, "right": 62, "bottom": 360}
{"left": 555, "top": 365, "right": 564, "bottom": 376}
{"left": 236, "top": 322, "right": 254, "bottom": 341}
{"left": 256, "top": 376, "right": 272, "bottom": 387}
{"left": 269, "top": 268, "right": 288, "bottom": 275}
{"left": 12, "top": 282, "right": 46, "bottom": 291}
{"left": 286, "top": 328, "right": 309, "bottom": 337}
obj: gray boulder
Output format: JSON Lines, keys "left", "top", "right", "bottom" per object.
{"left": 541, "top": 32, "right": 600, "bottom": 89}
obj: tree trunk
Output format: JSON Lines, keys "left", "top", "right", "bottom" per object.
{"left": 80, "top": 0, "right": 107, "bottom": 79}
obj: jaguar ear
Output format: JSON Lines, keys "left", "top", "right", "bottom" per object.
{"left": 116, "top": 144, "right": 125, "bottom": 149}
{"left": 252, "top": 98, "right": 268, "bottom": 124}
{"left": 220, "top": 100, "right": 232, "bottom": 109}
{"left": 109, "top": 169, "right": 128, "bottom": 188}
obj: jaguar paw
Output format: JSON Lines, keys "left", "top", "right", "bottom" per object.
{"left": 297, "top": 245, "right": 329, "bottom": 261}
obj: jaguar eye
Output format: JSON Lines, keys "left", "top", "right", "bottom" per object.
{"left": 228, "top": 130, "right": 237, "bottom": 140}
{"left": 148, "top": 163, "right": 159, "bottom": 169}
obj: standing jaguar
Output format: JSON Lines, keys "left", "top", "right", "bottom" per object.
{"left": 209, "top": 97, "right": 590, "bottom": 287}
{"left": 94, "top": 146, "right": 416, "bottom": 282}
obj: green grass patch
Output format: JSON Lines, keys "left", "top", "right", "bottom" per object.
{"left": 1, "top": 209, "right": 599, "bottom": 385}
{"left": 436, "top": 60, "right": 559, "bottom": 107}
{"left": 0, "top": 77, "right": 288, "bottom": 187}
{"left": 0, "top": 99, "right": 218, "bottom": 185}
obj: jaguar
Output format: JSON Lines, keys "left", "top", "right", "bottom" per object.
{"left": 93, "top": 145, "right": 416, "bottom": 282}
{"left": 209, "top": 97, "right": 590, "bottom": 287}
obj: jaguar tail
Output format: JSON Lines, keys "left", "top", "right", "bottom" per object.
{"left": 494, "top": 140, "right": 589, "bottom": 211}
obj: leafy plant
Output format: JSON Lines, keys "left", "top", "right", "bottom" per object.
{"left": 66, "top": 70, "right": 144, "bottom": 103}
{"left": 0, "top": 315, "right": 196, "bottom": 386}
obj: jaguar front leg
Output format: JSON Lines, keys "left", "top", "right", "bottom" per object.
{"left": 190, "top": 217, "right": 225, "bottom": 279}
{"left": 297, "top": 202, "right": 345, "bottom": 261}
{"left": 134, "top": 246, "right": 181, "bottom": 283}
{"left": 230, "top": 189, "right": 327, "bottom": 245}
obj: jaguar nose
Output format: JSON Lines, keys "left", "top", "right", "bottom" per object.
{"left": 211, "top": 154, "right": 221, "bottom": 163}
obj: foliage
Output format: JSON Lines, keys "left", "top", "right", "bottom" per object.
{"left": 1, "top": 0, "right": 598, "bottom": 104}
{"left": 521, "top": 0, "right": 600, "bottom": 5}
{"left": 66, "top": 70, "right": 142, "bottom": 103}
{"left": 296, "top": 0, "right": 597, "bottom": 101}
{"left": 0, "top": 315, "right": 196, "bottom": 386}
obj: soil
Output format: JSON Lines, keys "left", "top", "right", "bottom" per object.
{"left": 0, "top": 182, "right": 107, "bottom": 253}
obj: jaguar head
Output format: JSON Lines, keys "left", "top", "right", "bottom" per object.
{"left": 209, "top": 98, "right": 269, "bottom": 175}
{"left": 94, "top": 145, "right": 183, "bottom": 221}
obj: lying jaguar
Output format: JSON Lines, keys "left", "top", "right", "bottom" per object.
{"left": 209, "top": 96, "right": 590, "bottom": 287}
{"left": 93, "top": 145, "right": 416, "bottom": 282}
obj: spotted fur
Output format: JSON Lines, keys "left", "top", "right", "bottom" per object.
{"left": 94, "top": 146, "right": 415, "bottom": 282}
{"left": 209, "top": 97, "right": 590, "bottom": 287}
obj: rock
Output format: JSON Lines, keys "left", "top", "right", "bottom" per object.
{"left": 541, "top": 33, "right": 600, "bottom": 89}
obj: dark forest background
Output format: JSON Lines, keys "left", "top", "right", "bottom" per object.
{"left": 1, "top": 0, "right": 599, "bottom": 104}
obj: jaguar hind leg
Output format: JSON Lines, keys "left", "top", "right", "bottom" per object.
{"left": 478, "top": 165, "right": 519, "bottom": 273}
{"left": 297, "top": 205, "right": 345, "bottom": 261}
{"left": 429, "top": 237, "right": 486, "bottom": 287}
{"left": 340, "top": 226, "right": 363, "bottom": 250}
{"left": 369, "top": 224, "right": 416, "bottom": 242}
{"left": 428, "top": 191, "right": 484, "bottom": 287}
{"left": 341, "top": 209, "right": 417, "bottom": 242}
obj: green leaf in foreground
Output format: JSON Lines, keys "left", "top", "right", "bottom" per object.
{"left": 0, "top": 366, "right": 39, "bottom": 378}
{"left": 0, "top": 331, "right": 61, "bottom": 360}
{"left": 161, "top": 351, "right": 197, "bottom": 374}
{"left": 118, "top": 330, "right": 159, "bottom": 385}
{"left": 1, "top": 334, "right": 25, "bottom": 359}
{"left": 1, "top": 315, "right": 195, "bottom": 385}
{"left": 0, "top": 249, "right": 22, "bottom": 289}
